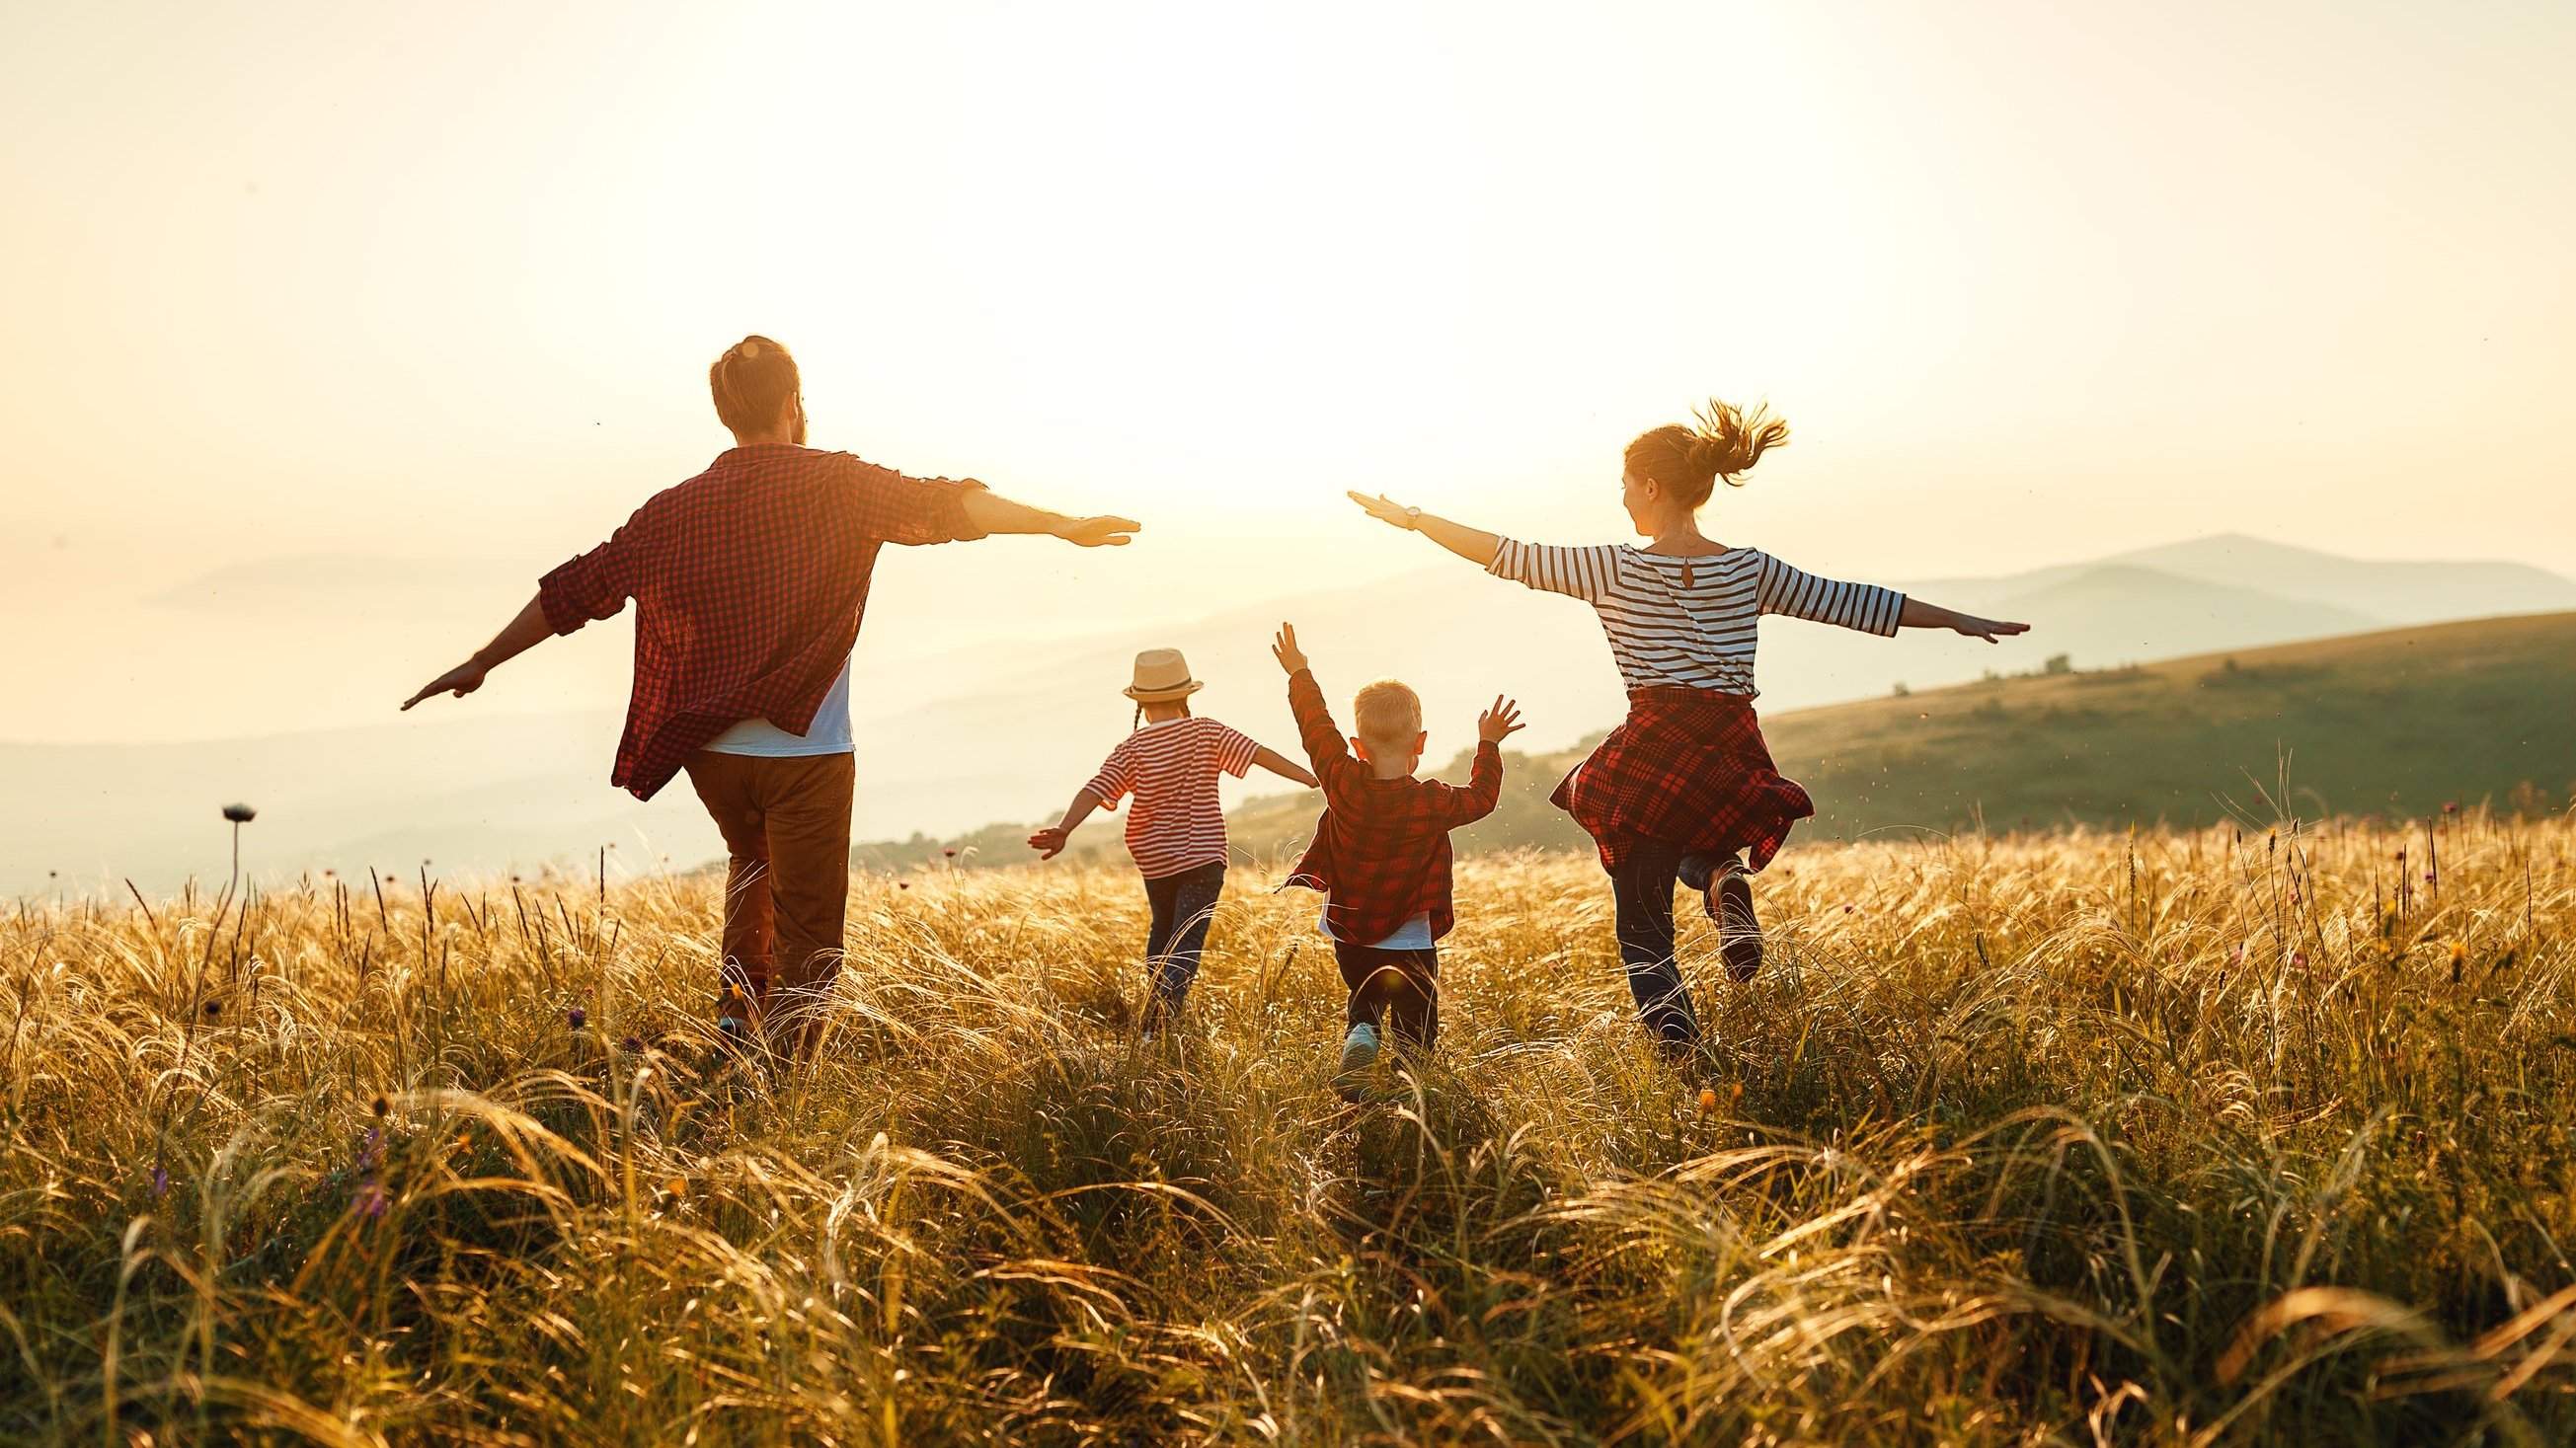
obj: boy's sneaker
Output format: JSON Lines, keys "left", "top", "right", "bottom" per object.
{"left": 1708, "top": 869, "right": 1763, "bottom": 981}
{"left": 1336, "top": 1023, "right": 1380, "bottom": 1090}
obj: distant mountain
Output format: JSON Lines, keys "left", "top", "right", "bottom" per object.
{"left": 1209, "top": 610, "right": 2576, "bottom": 862}
{"left": 13, "top": 536, "right": 2574, "bottom": 894}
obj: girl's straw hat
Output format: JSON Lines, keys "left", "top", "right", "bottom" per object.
{"left": 1123, "top": 648, "right": 1204, "bottom": 702}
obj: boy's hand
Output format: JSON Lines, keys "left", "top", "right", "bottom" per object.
{"left": 1027, "top": 826, "right": 1070, "bottom": 860}
{"left": 1271, "top": 623, "right": 1309, "bottom": 675}
{"left": 1477, "top": 695, "right": 1524, "bottom": 745}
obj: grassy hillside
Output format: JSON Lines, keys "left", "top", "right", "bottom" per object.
{"left": 1196, "top": 612, "right": 2576, "bottom": 867}
{"left": 10, "top": 823, "right": 2576, "bottom": 1441}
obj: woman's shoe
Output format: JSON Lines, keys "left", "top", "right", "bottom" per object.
{"left": 1709, "top": 869, "right": 1763, "bottom": 981}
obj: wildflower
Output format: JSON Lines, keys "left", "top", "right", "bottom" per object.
{"left": 221, "top": 802, "right": 258, "bottom": 823}
{"left": 620, "top": 1034, "right": 644, "bottom": 1054}
{"left": 2292, "top": 951, "right": 2308, "bottom": 969}
{"left": 1697, "top": 1088, "right": 1719, "bottom": 1113}
{"left": 663, "top": 1176, "right": 689, "bottom": 1198}
{"left": 2424, "top": 871, "right": 2436, "bottom": 882}
{"left": 2450, "top": 941, "right": 2468, "bottom": 967}
{"left": 1842, "top": 904, "right": 1855, "bottom": 914}
{"left": 2230, "top": 944, "right": 2245, "bottom": 965}
{"left": 150, "top": 1166, "right": 170, "bottom": 1199}
{"left": 943, "top": 847, "right": 957, "bottom": 858}
{"left": 568, "top": 1007, "right": 587, "bottom": 1030}
{"left": 898, "top": 881, "right": 911, "bottom": 891}
{"left": 354, "top": 1181, "right": 387, "bottom": 1219}
{"left": 370, "top": 1094, "right": 390, "bottom": 1118}
{"left": 203, "top": 999, "right": 223, "bottom": 1018}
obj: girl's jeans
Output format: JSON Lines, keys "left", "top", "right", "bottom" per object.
{"left": 1140, "top": 861, "right": 1227, "bottom": 1023}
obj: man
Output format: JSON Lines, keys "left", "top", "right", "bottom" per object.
{"left": 403, "top": 336, "right": 1138, "bottom": 1061}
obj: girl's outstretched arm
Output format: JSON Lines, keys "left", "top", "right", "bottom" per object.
{"left": 1898, "top": 597, "right": 2030, "bottom": 643}
{"left": 1028, "top": 789, "right": 1109, "bottom": 860}
{"left": 1251, "top": 746, "right": 1320, "bottom": 790}
{"left": 1347, "top": 492, "right": 1501, "bottom": 568}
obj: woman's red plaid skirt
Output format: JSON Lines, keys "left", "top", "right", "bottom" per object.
{"left": 1550, "top": 686, "right": 1813, "bottom": 873}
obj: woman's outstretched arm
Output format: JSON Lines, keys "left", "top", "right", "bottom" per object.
{"left": 1347, "top": 492, "right": 1501, "bottom": 568}
{"left": 1897, "top": 596, "right": 2030, "bottom": 643}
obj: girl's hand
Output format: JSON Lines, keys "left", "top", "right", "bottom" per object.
{"left": 1346, "top": 492, "right": 1417, "bottom": 531}
{"left": 1027, "top": 826, "right": 1070, "bottom": 860}
{"left": 1958, "top": 615, "right": 2031, "bottom": 644}
{"left": 402, "top": 657, "right": 489, "bottom": 710}
{"left": 1477, "top": 695, "right": 1525, "bottom": 744}
{"left": 1271, "top": 623, "right": 1309, "bottom": 675}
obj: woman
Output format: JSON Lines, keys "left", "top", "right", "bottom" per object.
{"left": 1348, "top": 400, "right": 2026, "bottom": 1058}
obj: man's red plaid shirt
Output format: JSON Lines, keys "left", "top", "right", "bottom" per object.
{"left": 537, "top": 443, "right": 986, "bottom": 799}
{"left": 1280, "top": 668, "right": 1503, "bottom": 946}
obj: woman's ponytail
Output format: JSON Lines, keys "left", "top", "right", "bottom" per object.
{"left": 1625, "top": 397, "right": 1789, "bottom": 508}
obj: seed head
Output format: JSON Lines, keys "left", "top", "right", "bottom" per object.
{"left": 567, "top": 1007, "right": 587, "bottom": 1031}
{"left": 370, "top": 1094, "right": 390, "bottom": 1118}
{"left": 221, "top": 802, "right": 258, "bottom": 823}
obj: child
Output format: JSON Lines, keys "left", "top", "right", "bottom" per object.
{"left": 1268, "top": 622, "right": 1522, "bottom": 1085}
{"left": 1029, "top": 648, "right": 1317, "bottom": 1029}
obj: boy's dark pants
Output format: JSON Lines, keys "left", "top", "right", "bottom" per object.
{"left": 1334, "top": 941, "right": 1440, "bottom": 1049}
{"left": 1140, "top": 861, "right": 1227, "bottom": 1023}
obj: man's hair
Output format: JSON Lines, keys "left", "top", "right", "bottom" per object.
{"left": 1352, "top": 679, "right": 1423, "bottom": 748}
{"left": 710, "top": 336, "right": 800, "bottom": 435}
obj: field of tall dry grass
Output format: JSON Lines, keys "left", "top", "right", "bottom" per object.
{"left": 5, "top": 813, "right": 2574, "bottom": 1445}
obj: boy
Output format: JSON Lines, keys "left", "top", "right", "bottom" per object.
{"left": 1269, "top": 623, "right": 1522, "bottom": 1087}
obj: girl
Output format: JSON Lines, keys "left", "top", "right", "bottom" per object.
{"left": 1029, "top": 648, "right": 1319, "bottom": 1030}
{"left": 1347, "top": 401, "right": 2027, "bottom": 1059}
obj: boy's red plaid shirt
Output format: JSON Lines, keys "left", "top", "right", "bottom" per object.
{"left": 537, "top": 442, "right": 987, "bottom": 799}
{"left": 1281, "top": 668, "right": 1503, "bottom": 945}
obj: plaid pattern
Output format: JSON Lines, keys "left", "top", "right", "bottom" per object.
{"left": 539, "top": 443, "right": 986, "bottom": 799}
{"left": 1281, "top": 668, "right": 1502, "bottom": 945}
{"left": 1552, "top": 686, "right": 1813, "bottom": 873}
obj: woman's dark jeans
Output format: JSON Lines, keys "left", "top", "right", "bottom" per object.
{"left": 1140, "top": 861, "right": 1227, "bottom": 1024}
{"left": 1607, "top": 840, "right": 1730, "bottom": 1056}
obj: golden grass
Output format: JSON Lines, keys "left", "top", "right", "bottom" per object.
{"left": 5, "top": 814, "right": 2575, "bottom": 1444}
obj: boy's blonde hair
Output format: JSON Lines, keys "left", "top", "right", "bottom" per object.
{"left": 1352, "top": 679, "right": 1423, "bottom": 748}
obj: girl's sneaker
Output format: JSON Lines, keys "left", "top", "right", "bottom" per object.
{"left": 1336, "top": 1023, "right": 1380, "bottom": 1091}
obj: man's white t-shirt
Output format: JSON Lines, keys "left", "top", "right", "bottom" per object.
{"left": 702, "top": 656, "right": 855, "bottom": 757}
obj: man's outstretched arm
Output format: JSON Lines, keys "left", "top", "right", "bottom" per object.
{"left": 402, "top": 593, "right": 550, "bottom": 710}
{"left": 959, "top": 487, "right": 1140, "bottom": 548}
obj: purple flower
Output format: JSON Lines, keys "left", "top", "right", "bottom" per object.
{"left": 567, "top": 1007, "right": 587, "bottom": 1031}
{"left": 354, "top": 1181, "right": 387, "bottom": 1219}
{"left": 620, "top": 1034, "right": 643, "bottom": 1054}
{"left": 150, "top": 1166, "right": 170, "bottom": 1199}
{"left": 2293, "top": 951, "right": 2308, "bottom": 969}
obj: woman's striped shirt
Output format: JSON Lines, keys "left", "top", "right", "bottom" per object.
{"left": 1488, "top": 539, "right": 1906, "bottom": 696}
{"left": 1082, "top": 716, "right": 1261, "bottom": 879}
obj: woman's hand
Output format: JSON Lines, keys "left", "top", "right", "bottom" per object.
{"left": 1027, "top": 826, "right": 1070, "bottom": 860}
{"left": 1346, "top": 492, "right": 1416, "bottom": 530}
{"left": 1954, "top": 615, "right": 2030, "bottom": 644}
{"left": 1271, "top": 623, "right": 1310, "bottom": 675}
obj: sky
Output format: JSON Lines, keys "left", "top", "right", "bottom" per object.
{"left": 2, "top": 0, "right": 2572, "bottom": 750}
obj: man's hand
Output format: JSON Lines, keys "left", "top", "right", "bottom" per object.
{"left": 1027, "top": 826, "right": 1071, "bottom": 860}
{"left": 1347, "top": 492, "right": 1416, "bottom": 531}
{"left": 1271, "top": 623, "right": 1309, "bottom": 675}
{"left": 1957, "top": 615, "right": 2031, "bottom": 644}
{"left": 1054, "top": 515, "right": 1142, "bottom": 548}
{"left": 403, "top": 658, "right": 490, "bottom": 711}
{"left": 1477, "top": 695, "right": 1524, "bottom": 745}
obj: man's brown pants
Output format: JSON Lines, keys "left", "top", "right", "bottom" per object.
{"left": 685, "top": 750, "right": 855, "bottom": 1058}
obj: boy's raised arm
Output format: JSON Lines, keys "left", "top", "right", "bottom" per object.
{"left": 1444, "top": 695, "right": 1521, "bottom": 826}
{"left": 1273, "top": 623, "right": 1356, "bottom": 790}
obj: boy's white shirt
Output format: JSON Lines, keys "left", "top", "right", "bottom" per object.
{"left": 1320, "top": 908, "right": 1436, "bottom": 952}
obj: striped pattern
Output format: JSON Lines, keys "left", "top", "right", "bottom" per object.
{"left": 1488, "top": 540, "right": 1905, "bottom": 695}
{"left": 1082, "top": 717, "right": 1260, "bottom": 879}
